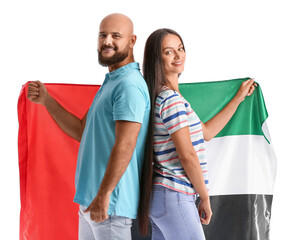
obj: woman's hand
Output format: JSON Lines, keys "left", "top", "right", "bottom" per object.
{"left": 235, "top": 78, "right": 257, "bottom": 104}
{"left": 201, "top": 78, "right": 258, "bottom": 141}
{"left": 198, "top": 197, "right": 212, "bottom": 225}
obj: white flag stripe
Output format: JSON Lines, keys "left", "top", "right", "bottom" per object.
{"left": 262, "top": 121, "right": 271, "bottom": 143}
{"left": 205, "top": 134, "right": 277, "bottom": 196}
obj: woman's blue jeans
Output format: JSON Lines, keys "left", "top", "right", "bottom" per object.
{"left": 149, "top": 185, "right": 206, "bottom": 240}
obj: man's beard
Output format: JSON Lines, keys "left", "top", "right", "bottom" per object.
{"left": 98, "top": 44, "right": 130, "bottom": 67}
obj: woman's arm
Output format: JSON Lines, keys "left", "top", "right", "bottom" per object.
{"left": 201, "top": 78, "right": 256, "bottom": 141}
{"left": 171, "top": 127, "right": 212, "bottom": 225}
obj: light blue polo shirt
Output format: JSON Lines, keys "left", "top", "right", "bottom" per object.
{"left": 74, "top": 62, "right": 150, "bottom": 219}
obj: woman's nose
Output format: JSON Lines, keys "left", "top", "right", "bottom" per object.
{"left": 174, "top": 52, "right": 180, "bottom": 59}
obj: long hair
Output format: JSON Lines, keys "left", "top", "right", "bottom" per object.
{"left": 138, "top": 28, "right": 185, "bottom": 235}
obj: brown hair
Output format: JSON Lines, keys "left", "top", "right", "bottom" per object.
{"left": 138, "top": 28, "right": 185, "bottom": 235}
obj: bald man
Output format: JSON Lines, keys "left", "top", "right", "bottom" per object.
{"left": 27, "top": 13, "right": 150, "bottom": 239}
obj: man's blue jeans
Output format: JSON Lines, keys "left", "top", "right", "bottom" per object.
{"left": 150, "top": 185, "right": 206, "bottom": 240}
{"left": 78, "top": 205, "right": 132, "bottom": 240}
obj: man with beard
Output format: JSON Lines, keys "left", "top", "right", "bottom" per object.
{"left": 27, "top": 13, "right": 150, "bottom": 240}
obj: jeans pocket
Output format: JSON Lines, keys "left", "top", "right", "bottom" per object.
{"left": 125, "top": 218, "right": 132, "bottom": 226}
{"left": 150, "top": 189, "right": 167, "bottom": 218}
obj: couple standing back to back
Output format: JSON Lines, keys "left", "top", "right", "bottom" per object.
{"left": 27, "top": 13, "right": 256, "bottom": 240}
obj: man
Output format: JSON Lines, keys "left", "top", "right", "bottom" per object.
{"left": 27, "top": 13, "right": 150, "bottom": 240}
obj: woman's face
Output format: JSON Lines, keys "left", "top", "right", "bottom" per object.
{"left": 161, "top": 34, "right": 186, "bottom": 77}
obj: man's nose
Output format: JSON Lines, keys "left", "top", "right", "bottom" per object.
{"left": 104, "top": 34, "right": 113, "bottom": 45}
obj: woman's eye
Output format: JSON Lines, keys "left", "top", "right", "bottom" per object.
{"left": 179, "top": 47, "right": 184, "bottom": 51}
{"left": 165, "top": 51, "right": 172, "bottom": 55}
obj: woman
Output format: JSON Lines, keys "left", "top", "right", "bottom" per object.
{"left": 138, "top": 28, "right": 256, "bottom": 240}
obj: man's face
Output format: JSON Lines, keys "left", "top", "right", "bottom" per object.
{"left": 98, "top": 33, "right": 130, "bottom": 67}
{"left": 97, "top": 21, "right": 132, "bottom": 67}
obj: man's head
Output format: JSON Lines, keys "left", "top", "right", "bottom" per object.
{"left": 98, "top": 13, "right": 136, "bottom": 70}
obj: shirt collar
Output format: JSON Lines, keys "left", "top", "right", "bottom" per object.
{"left": 107, "top": 62, "right": 140, "bottom": 79}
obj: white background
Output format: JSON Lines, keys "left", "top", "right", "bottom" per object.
{"left": 1, "top": 0, "right": 295, "bottom": 239}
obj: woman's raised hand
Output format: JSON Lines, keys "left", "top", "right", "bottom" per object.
{"left": 235, "top": 78, "right": 257, "bottom": 103}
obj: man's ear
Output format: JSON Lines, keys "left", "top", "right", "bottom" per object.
{"left": 130, "top": 34, "right": 137, "bottom": 47}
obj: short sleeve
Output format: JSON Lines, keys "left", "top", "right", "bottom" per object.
{"left": 113, "top": 84, "right": 147, "bottom": 123}
{"left": 159, "top": 92, "right": 189, "bottom": 135}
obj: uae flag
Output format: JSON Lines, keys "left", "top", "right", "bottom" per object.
{"left": 179, "top": 78, "right": 276, "bottom": 240}
{"left": 18, "top": 78, "right": 276, "bottom": 240}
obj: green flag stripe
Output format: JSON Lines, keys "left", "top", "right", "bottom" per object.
{"left": 179, "top": 78, "right": 268, "bottom": 138}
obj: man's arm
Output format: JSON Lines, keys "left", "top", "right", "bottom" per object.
{"left": 27, "top": 81, "right": 88, "bottom": 141}
{"left": 84, "top": 120, "right": 141, "bottom": 222}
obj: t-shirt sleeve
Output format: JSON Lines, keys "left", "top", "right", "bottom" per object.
{"left": 113, "top": 83, "right": 147, "bottom": 123}
{"left": 159, "top": 92, "right": 189, "bottom": 135}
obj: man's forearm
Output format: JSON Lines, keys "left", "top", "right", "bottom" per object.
{"left": 97, "top": 144, "right": 133, "bottom": 197}
{"left": 44, "top": 94, "right": 84, "bottom": 141}
{"left": 85, "top": 121, "right": 141, "bottom": 222}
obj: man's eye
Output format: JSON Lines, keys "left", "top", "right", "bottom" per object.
{"left": 179, "top": 47, "right": 184, "bottom": 51}
{"left": 99, "top": 34, "right": 106, "bottom": 38}
{"left": 113, "top": 35, "right": 121, "bottom": 38}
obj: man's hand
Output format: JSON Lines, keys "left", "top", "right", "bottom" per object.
{"left": 84, "top": 193, "right": 110, "bottom": 223}
{"left": 27, "top": 80, "right": 49, "bottom": 106}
